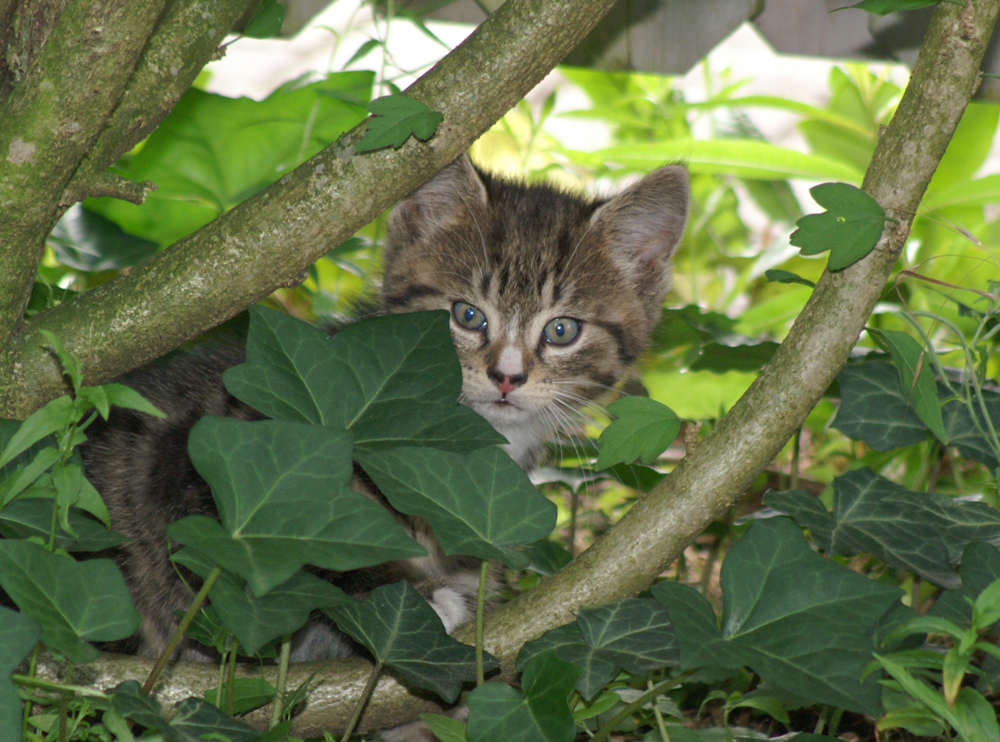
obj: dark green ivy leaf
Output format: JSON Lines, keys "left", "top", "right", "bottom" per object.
{"left": 595, "top": 397, "right": 681, "bottom": 470}
{"left": 323, "top": 581, "right": 497, "bottom": 703}
{"left": 790, "top": 182, "right": 887, "bottom": 270}
{"left": 689, "top": 341, "right": 780, "bottom": 373}
{"left": 170, "top": 696, "right": 260, "bottom": 741}
{"left": 867, "top": 328, "right": 947, "bottom": 444}
{"left": 652, "top": 517, "right": 902, "bottom": 716}
{"left": 467, "top": 652, "right": 580, "bottom": 742}
{"left": 48, "top": 205, "right": 158, "bottom": 272}
{"left": 516, "top": 597, "right": 680, "bottom": 700}
{"left": 358, "top": 446, "right": 556, "bottom": 568}
{"left": 224, "top": 307, "right": 503, "bottom": 452}
{"left": 930, "top": 543, "right": 1000, "bottom": 627}
{"left": 356, "top": 94, "right": 444, "bottom": 152}
{"left": 170, "top": 417, "right": 424, "bottom": 596}
{"left": 0, "top": 608, "right": 40, "bottom": 742}
{"left": 766, "top": 468, "right": 1000, "bottom": 589}
{"left": 173, "top": 549, "right": 345, "bottom": 656}
{"left": 833, "top": 362, "right": 928, "bottom": 451}
{"left": 0, "top": 540, "right": 140, "bottom": 663}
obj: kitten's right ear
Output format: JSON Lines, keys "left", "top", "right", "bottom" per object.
{"left": 389, "top": 154, "right": 489, "bottom": 240}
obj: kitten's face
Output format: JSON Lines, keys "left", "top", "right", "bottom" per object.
{"left": 382, "top": 156, "right": 689, "bottom": 468}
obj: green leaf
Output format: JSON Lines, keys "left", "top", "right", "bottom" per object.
{"left": 86, "top": 74, "right": 372, "bottom": 247}
{"left": 591, "top": 139, "right": 864, "bottom": 182}
{"left": 868, "top": 328, "right": 948, "bottom": 444}
{"left": 652, "top": 517, "right": 903, "bottom": 715}
{"left": 0, "top": 540, "right": 140, "bottom": 663}
{"left": 522, "top": 539, "right": 573, "bottom": 577}
{"left": 109, "top": 681, "right": 177, "bottom": 740}
{"left": 931, "top": 543, "right": 1000, "bottom": 627}
{"left": 595, "top": 397, "right": 681, "bottom": 470}
{"left": 169, "top": 417, "right": 424, "bottom": 596}
{"left": 837, "top": 0, "right": 940, "bottom": 15}
{"left": 765, "top": 269, "right": 816, "bottom": 288}
{"left": 203, "top": 678, "right": 276, "bottom": 716}
{"left": 224, "top": 307, "right": 503, "bottom": 452}
{"left": 833, "top": 362, "right": 929, "bottom": 451}
{"left": 790, "top": 183, "right": 887, "bottom": 270}
{"left": 467, "top": 653, "right": 580, "bottom": 742}
{"left": 173, "top": 549, "right": 343, "bottom": 656}
{"left": 0, "top": 499, "right": 126, "bottom": 551}
{"left": 357, "top": 446, "right": 556, "bottom": 568}
{"left": 785, "top": 467, "right": 1000, "bottom": 588}
{"left": 48, "top": 205, "right": 158, "bottom": 272}
{"left": 689, "top": 341, "right": 780, "bottom": 373}
{"left": 421, "top": 714, "right": 470, "bottom": 742}
{"left": 355, "top": 95, "right": 444, "bottom": 152}
{"left": 0, "top": 395, "right": 75, "bottom": 468}
{"left": 170, "top": 696, "right": 259, "bottom": 741}
{"left": 53, "top": 462, "right": 111, "bottom": 528}
{"left": 39, "top": 330, "right": 83, "bottom": 392}
{"left": 0, "top": 607, "right": 41, "bottom": 742}
{"left": 323, "top": 581, "right": 496, "bottom": 703}
{"left": 100, "top": 383, "right": 167, "bottom": 419}
{"left": 1, "top": 445, "right": 61, "bottom": 506}
{"left": 516, "top": 597, "right": 680, "bottom": 700}
{"left": 243, "top": 0, "right": 285, "bottom": 38}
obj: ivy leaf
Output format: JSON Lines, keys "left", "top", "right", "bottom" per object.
{"left": 0, "top": 395, "right": 75, "bottom": 469}
{"left": 0, "top": 540, "right": 140, "bottom": 663}
{"left": 689, "top": 341, "right": 780, "bottom": 373}
{"left": 868, "top": 328, "right": 948, "bottom": 444}
{"left": 790, "top": 182, "right": 887, "bottom": 270}
{"left": 652, "top": 517, "right": 902, "bottom": 716}
{"left": 355, "top": 95, "right": 444, "bottom": 153}
{"left": 172, "top": 549, "right": 345, "bottom": 656}
{"left": 224, "top": 307, "right": 503, "bottom": 453}
{"left": 930, "top": 543, "right": 1000, "bottom": 627}
{"left": 467, "top": 653, "right": 580, "bottom": 742}
{"left": 516, "top": 597, "right": 680, "bottom": 700}
{"left": 0, "top": 499, "right": 125, "bottom": 551}
{"left": 835, "top": 0, "right": 939, "bottom": 15}
{"left": 323, "top": 581, "right": 496, "bottom": 703}
{"left": 357, "top": 446, "right": 556, "bottom": 568}
{"left": 0, "top": 608, "right": 40, "bottom": 742}
{"left": 595, "top": 397, "right": 681, "bottom": 470}
{"left": 833, "top": 362, "right": 929, "bottom": 451}
{"left": 168, "top": 417, "right": 424, "bottom": 596}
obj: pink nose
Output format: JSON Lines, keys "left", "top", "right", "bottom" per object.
{"left": 488, "top": 369, "right": 527, "bottom": 394}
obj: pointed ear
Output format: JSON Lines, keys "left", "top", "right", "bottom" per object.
{"left": 590, "top": 165, "right": 689, "bottom": 267}
{"left": 388, "top": 154, "right": 489, "bottom": 241}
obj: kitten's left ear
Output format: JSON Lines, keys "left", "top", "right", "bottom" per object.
{"left": 591, "top": 164, "right": 690, "bottom": 265}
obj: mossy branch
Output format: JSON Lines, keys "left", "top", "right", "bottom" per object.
{"left": 0, "top": 0, "right": 619, "bottom": 419}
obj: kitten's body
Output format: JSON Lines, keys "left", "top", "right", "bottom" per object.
{"left": 81, "top": 155, "right": 689, "bottom": 662}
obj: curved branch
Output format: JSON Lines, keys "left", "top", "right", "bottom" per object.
{"left": 0, "top": 0, "right": 620, "bottom": 419}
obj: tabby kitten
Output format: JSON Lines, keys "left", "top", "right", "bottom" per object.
{"left": 80, "top": 154, "right": 689, "bottom": 662}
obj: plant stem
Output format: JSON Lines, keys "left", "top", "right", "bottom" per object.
{"left": 144, "top": 564, "right": 223, "bottom": 693}
{"left": 590, "top": 674, "right": 690, "bottom": 742}
{"left": 476, "top": 559, "right": 489, "bottom": 686}
{"left": 340, "top": 661, "right": 383, "bottom": 742}
{"left": 12, "top": 673, "right": 109, "bottom": 699}
{"left": 270, "top": 634, "right": 292, "bottom": 728}
{"left": 227, "top": 637, "right": 239, "bottom": 718}
{"left": 649, "top": 677, "right": 671, "bottom": 742}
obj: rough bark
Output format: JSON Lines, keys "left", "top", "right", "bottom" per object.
{"left": 0, "top": 0, "right": 251, "bottom": 388}
{"left": 0, "top": 0, "right": 619, "bottom": 420}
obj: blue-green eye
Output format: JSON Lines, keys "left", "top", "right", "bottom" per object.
{"left": 543, "top": 317, "right": 580, "bottom": 345}
{"left": 453, "top": 301, "right": 487, "bottom": 330}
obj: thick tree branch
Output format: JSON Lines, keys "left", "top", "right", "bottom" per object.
{"left": 0, "top": 0, "right": 168, "bottom": 353}
{"left": 0, "top": 0, "right": 619, "bottom": 419}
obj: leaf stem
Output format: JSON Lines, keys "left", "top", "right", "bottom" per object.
{"left": 476, "top": 559, "right": 488, "bottom": 686}
{"left": 270, "top": 634, "right": 292, "bottom": 728}
{"left": 227, "top": 636, "right": 239, "bottom": 718}
{"left": 340, "top": 660, "right": 383, "bottom": 742}
{"left": 143, "top": 564, "right": 223, "bottom": 693}
{"left": 590, "top": 673, "right": 691, "bottom": 742}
